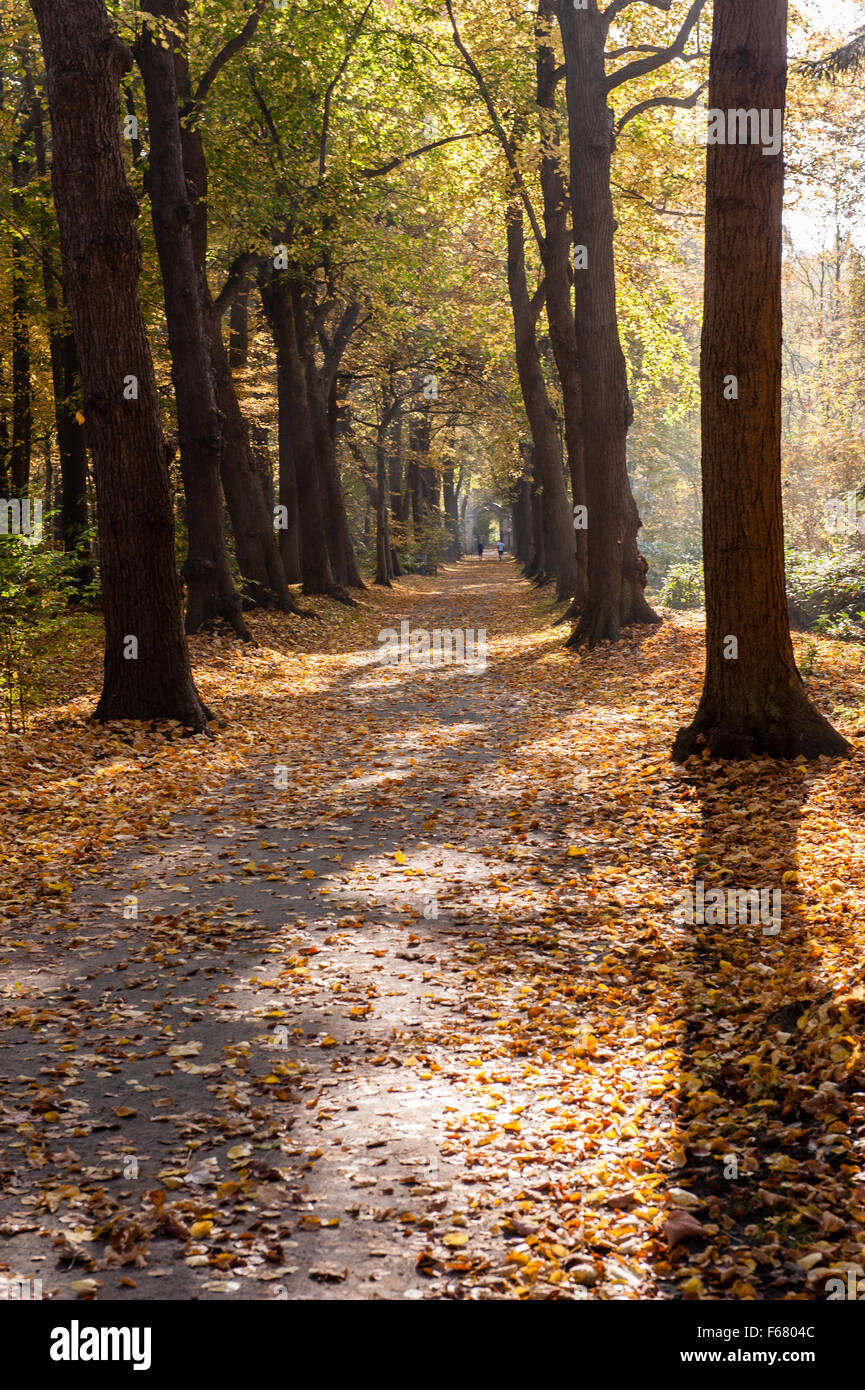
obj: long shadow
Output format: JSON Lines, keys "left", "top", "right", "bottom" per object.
{"left": 656, "top": 759, "right": 865, "bottom": 1300}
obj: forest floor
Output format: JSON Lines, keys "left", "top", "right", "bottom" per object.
{"left": 3, "top": 559, "right": 865, "bottom": 1301}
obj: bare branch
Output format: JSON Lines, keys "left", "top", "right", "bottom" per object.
{"left": 194, "top": 0, "right": 268, "bottom": 107}
{"left": 605, "top": 0, "right": 708, "bottom": 92}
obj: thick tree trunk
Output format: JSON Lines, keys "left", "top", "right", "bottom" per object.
{"left": 537, "top": 0, "right": 588, "bottom": 606}
{"left": 135, "top": 7, "right": 248, "bottom": 638}
{"left": 673, "top": 0, "right": 847, "bottom": 761}
{"left": 558, "top": 0, "right": 659, "bottom": 644}
{"left": 30, "top": 0, "right": 209, "bottom": 728}
{"left": 506, "top": 203, "right": 577, "bottom": 602}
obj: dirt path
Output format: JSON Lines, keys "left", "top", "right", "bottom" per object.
{"left": 3, "top": 559, "right": 862, "bottom": 1302}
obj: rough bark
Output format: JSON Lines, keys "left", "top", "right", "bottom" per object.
{"left": 673, "top": 0, "right": 848, "bottom": 761}
{"left": 30, "top": 0, "right": 210, "bottom": 728}
{"left": 135, "top": 5, "right": 248, "bottom": 638}
{"left": 506, "top": 203, "right": 577, "bottom": 602}
{"left": 558, "top": 0, "right": 660, "bottom": 644}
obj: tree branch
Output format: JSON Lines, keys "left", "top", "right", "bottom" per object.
{"left": 530, "top": 277, "right": 547, "bottom": 325}
{"left": 321, "top": 302, "right": 362, "bottom": 397}
{"left": 214, "top": 250, "right": 261, "bottom": 316}
{"left": 605, "top": 0, "right": 707, "bottom": 92}
{"left": 361, "top": 128, "right": 490, "bottom": 178}
{"left": 194, "top": 0, "right": 268, "bottom": 107}
{"left": 611, "top": 180, "right": 702, "bottom": 218}
{"left": 445, "top": 0, "right": 546, "bottom": 256}
{"left": 604, "top": 0, "right": 671, "bottom": 31}
{"left": 319, "top": 1, "right": 374, "bottom": 177}
{"left": 615, "top": 80, "right": 707, "bottom": 135}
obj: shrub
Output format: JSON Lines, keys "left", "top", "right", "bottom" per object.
{"left": 659, "top": 559, "right": 705, "bottom": 609}
{"left": 0, "top": 537, "right": 91, "bottom": 730}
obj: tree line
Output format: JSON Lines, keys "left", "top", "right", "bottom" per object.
{"left": 3, "top": 0, "right": 855, "bottom": 758}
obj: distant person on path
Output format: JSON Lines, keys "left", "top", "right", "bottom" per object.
{"left": 497, "top": 540, "right": 505, "bottom": 561}
{"left": 477, "top": 540, "right": 484, "bottom": 560}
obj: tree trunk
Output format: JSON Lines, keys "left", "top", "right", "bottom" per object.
{"left": 10, "top": 150, "right": 32, "bottom": 496}
{"left": 207, "top": 304, "right": 301, "bottom": 610}
{"left": 374, "top": 427, "right": 392, "bottom": 587}
{"left": 673, "top": 0, "right": 847, "bottom": 761}
{"left": 228, "top": 277, "right": 251, "bottom": 369}
{"left": 528, "top": 465, "right": 547, "bottom": 582}
{"left": 558, "top": 0, "right": 659, "bottom": 644}
{"left": 537, "top": 0, "right": 588, "bottom": 606}
{"left": 30, "top": 0, "right": 210, "bottom": 728}
{"left": 56, "top": 331, "right": 91, "bottom": 583}
{"left": 304, "top": 342, "right": 363, "bottom": 591}
{"left": 172, "top": 31, "right": 297, "bottom": 614}
{"left": 259, "top": 273, "right": 346, "bottom": 600}
{"left": 506, "top": 203, "right": 577, "bottom": 602}
{"left": 258, "top": 284, "right": 302, "bottom": 584}
{"left": 135, "top": 6, "right": 248, "bottom": 638}
{"left": 388, "top": 401, "right": 404, "bottom": 576}
{"left": 0, "top": 355, "right": 11, "bottom": 494}
{"left": 31, "top": 64, "right": 92, "bottom": 589}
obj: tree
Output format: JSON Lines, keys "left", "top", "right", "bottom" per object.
{"left": 673, "top": 0, "right": 848, "bottom": 761}
{"left": 557, "top": 0, "right": 705, "bottom": 645}
{"left": 135, "top": 2, "right": 249, "bottom": 638}
{"left": 446, "top": 0, "right": 581, "bottom": 602}
{"left": 505, "top": 200, "right": 576, "bottom": 601}
{"left": 30, "top": 0, "right": 210, "bottom": 729}
{"left": 166, "top": 0, "right": 301, "bottom": 614}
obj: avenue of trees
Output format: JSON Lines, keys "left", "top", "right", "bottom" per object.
{"left": 1, "top": 0, "right": 863, "bottom": 754}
